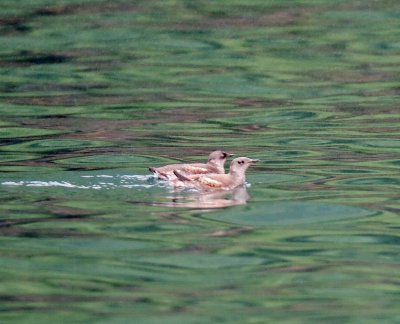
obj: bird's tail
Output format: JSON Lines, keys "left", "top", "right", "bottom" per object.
{"left": 173, "top": 170, "right": 191, "bottom": 182}
{"left": 149, "top": 167, "right": 169, "bottom": 180}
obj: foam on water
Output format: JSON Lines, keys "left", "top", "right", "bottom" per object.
{"left": 1, "top": 174, "right": 164, "bottom": 190}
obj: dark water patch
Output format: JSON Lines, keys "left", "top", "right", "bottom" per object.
{"left": 336, "top": 177, "right": 400, "bottom": 187}
{"left": 263, "top": 264, "right": 328, "bottom": 273}
{"left": 0, "top": 18, "right": 30, "bottom": 34}
{"left": 5, "top": 96, "right": 99, "bottom": 107}
{"left": 333, "top": 104, "right": 400, "bottom": 115}
{"left": 1, "top": 139, "right": 111, "bottom": 154}
{"left": 4, "top": 94, "right": 156, "bottom": 107}
{"left": 254, "top": 247, "right": 323, "bottom": 258}
{"left": 0, "top": 227, "right": 95, "bottom": 239}
{"left": 15, "top": 53, "right": 70, "bottom": 65}
{"left": 167, "top": 6, "right": 304, "bottom": 30}
{"left": 32, "top": 114, "right": 68, "bottom": 119}
{"left": 309, "top": 69, "right": 397, "bottom": 84}
{"left": 13, "top": 82, "right": 108, "bottom": 93}
{"left": 138, "top": 253, "right": 265, "bottom": 270}
{"left": 385, "top": 159, "right": 400, "bottom": 167}
{"left": 235, "top": 97, "right": 289, "bottom": 108}
{"left": 32, "top": 2, "right": 144, "bottom": 17}
{"left": 336, "top": 168, "right": 378, "bottom": 174}
{"left": 33, "top": 5, "right": 74, "bottom": 16}
{"left": 287, "top": 234, "right": 400, "bottom": 245}
{"left": 0, "top": 2, "right": 144, "bottom": 37}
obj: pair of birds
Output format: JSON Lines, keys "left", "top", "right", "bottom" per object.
{"left": 149, "top": 150, "right": 259, "bottom": 191}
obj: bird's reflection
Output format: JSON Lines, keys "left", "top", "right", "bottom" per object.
{"left": 156, "top": 185, "right": 250, "bottom": 209}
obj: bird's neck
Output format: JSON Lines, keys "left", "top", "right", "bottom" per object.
{"left": 229, "top": 169, "right": 246, "bottom": 184}
{"left": 208, "top": 161, "right": 224, "bottom": 173}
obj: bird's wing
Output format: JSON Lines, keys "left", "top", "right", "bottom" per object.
{"left": 197, "top": 175, "right": 225, "bottom": 188}
{"left": 182, "top": 165, "right": 209, "bottom": 174}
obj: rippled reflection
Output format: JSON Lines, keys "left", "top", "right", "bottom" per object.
{"left": 157, "top": 185, "right": 250, "bottom": 209}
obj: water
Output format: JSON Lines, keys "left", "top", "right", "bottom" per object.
{"left": 1, "top": 0, "right": 400, "bottom": 322}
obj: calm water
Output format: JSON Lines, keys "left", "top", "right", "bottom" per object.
{"left": 1, "top": 1, "right": 400, "bottom": 323}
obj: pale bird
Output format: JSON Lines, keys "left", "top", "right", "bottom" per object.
{"left": 149, "top": 150, "right": 233, "bottom": 181}
{"left": 172, "top": 157, "right": 259, "bottom": 191}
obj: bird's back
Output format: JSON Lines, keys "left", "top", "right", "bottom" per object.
{"left": 150, "top": 162, "right": 219, "bottom": 180}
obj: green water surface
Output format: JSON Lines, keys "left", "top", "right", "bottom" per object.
{"left": 0, "top": 0, "right": 399, "bottom": 323}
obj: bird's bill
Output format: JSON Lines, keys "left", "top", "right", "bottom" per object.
{"left": 250, "top": 159, "right": 260, "bottom": 163}
{"left": 222, "top": 151, "right": 235, "bottom": 158}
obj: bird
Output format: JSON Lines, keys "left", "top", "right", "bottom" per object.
{"left": 149, "top": 150, "right": 234, "bottom": 181}
{"left": 172, "top": 157, "right": 259, "bottom": 191}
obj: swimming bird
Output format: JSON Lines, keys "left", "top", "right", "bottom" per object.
{"left": 172, "top": 157, "right": 259, "bottom": 191}
{"left": 149, "top": 150, "right": 233, "bottom": 181}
